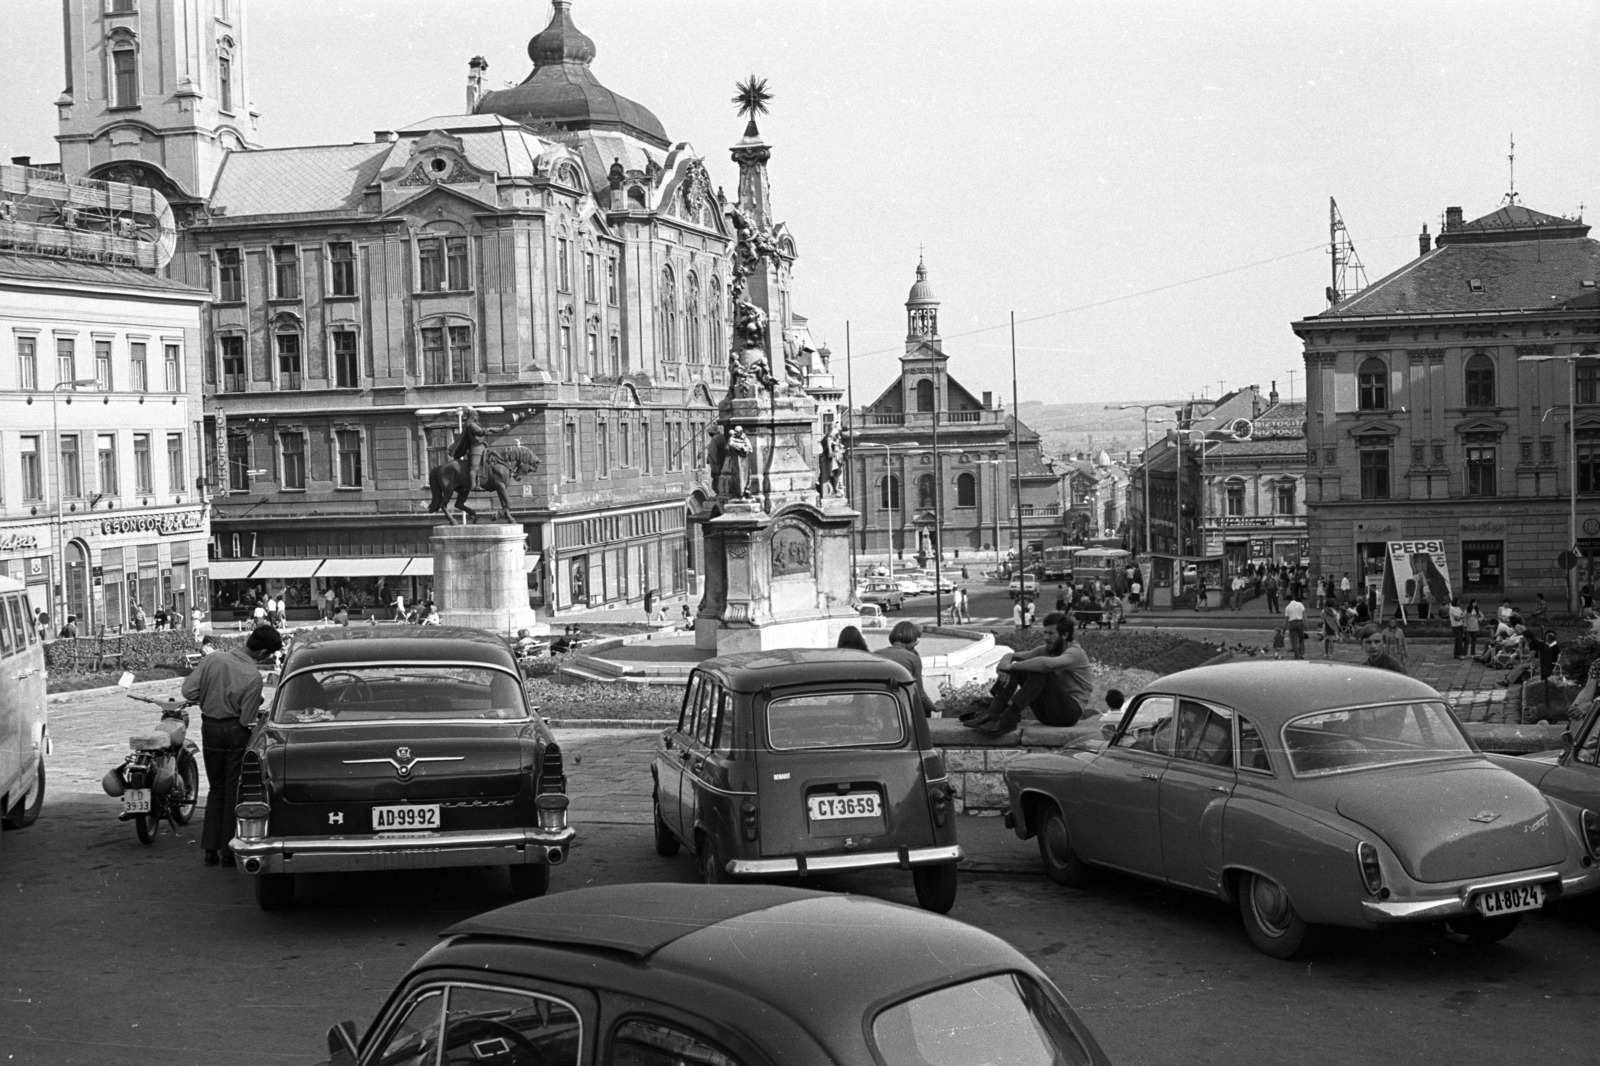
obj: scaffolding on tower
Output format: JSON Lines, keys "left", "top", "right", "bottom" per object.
{"left": 1326, "top": 197, "right": 1368, "bottom": 307}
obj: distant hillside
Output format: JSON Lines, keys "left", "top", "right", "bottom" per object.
{"left": 1016, "top": 401, "right": 1156, "bottom": 461}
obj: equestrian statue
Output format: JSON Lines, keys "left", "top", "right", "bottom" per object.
{"left": 425, "top": 406, "right": 540, "bottom": 524}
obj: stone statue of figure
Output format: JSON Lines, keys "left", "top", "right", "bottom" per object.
{"left": 723, "top": 425, "right": 754, "bottom": 499}
{"left": 819, "top": 426, "right": 846, "bottom": 497}
{"left": 704, "top": 424, "right": 727, "bottom": 492}
{"left": 781, "top": 330, "right": 808, "bottom": 391}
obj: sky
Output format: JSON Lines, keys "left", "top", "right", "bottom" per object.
{"left": 1, "top": 0, "right": 1597, "bottom": 409}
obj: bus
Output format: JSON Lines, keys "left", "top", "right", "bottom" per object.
{"left": 0, "top": 575, "right": 47, "bottom": 832}
{"left": 1072, "top": 547, "right": 1133, "bottom": 588}
{"left": 1039, "top": 546, "right": 1081, "bottom": 582}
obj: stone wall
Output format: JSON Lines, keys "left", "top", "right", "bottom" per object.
{"left": 929, "top": 719, "right": 1099, "bottom": 816}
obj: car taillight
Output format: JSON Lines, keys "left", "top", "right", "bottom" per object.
{"left": 237, "top": 750, "right": 265, "bottom": 805}
{"left": 235, "top": 801, "right": 270, "bottom": 839}
{"left": 1357, "top": 841, "right": 1385, "bottom": 896}
{"left": 1582, "top": 810, "right": 1600, "bottom": 860}
{"left": 539, "top": 744, "right": 566, "bottom": 795}
{"left": 535, "top": 793, "right": 569, "bottom": 830}
{"left": 740, "top": 800, "right": 759, "bottom": 842}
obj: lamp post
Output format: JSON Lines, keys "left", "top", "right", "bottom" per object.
{"left": 859, "top": 442, "right": 896, "bottom": 565}
{"left": 52, "top": 377, "right": 101, "bottom": 627}
{"left": 973, "top": 458, "right": 1007, "bottom": 563}
{"left": 1520, "top": 350, "right": 1597, "bottom": 612}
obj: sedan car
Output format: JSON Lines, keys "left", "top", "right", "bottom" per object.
{"left": 1491, "top": 697, "right": 1600, "bottom": 809}
{"left": 230, "top": 627, "right": 574, "bottom": 911}
{"left": 859, "top": 580, "right": 904, "bottom": 611}
{"left": 1004, "top": 660, "right": 1600, "bottom": 958}
{"left": 651, "top": 650, "right": 962, "bottom": 912}
{"left": 322, "top": 883, "right": 1110, "bottom": 1066}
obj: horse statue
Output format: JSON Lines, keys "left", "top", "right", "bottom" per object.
{"left": 426, "top": 445, "right": 540, "bottom": 524}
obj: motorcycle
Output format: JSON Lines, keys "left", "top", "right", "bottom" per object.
{"left": 100, "top": 686, "right": 200, "bottom": 845}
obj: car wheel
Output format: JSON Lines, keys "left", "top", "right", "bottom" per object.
{"left": 1238, "top": 872, "right": 1321, "bottom": 959}
{"left": 699, "top": 838, "right": 731, "bottom": 885}
{"left": 255, "top": 873, "right": 296, "bottom": 911}
{"left": 1, "top": 756, "right": 45, "bottom": 831}
{"left": 1038, "top": 804, "right": 1090, "bottom": 888}
{"left": 913, "top": 862, "right": 959, "bottom": 913}
{"left": 1447, "top": 914, "right": 1522, "bottom": 945}
{"left": 653, "top": 797, "right": 681, "bottom": 857}
{"left": 508, "top": 863, "right": 550, "bottom": 900}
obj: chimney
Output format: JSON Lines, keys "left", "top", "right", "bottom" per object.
{"left": 982, "top": 391, "right": 992, "bottom": 409}
{"left": 466, "top": 56, "right": 488, "bottom": 112}
{"left": 1444, "top": 206, "right": 1463, "bottom": 231}
{"left": 373, "top": 130, "right": 396, "bottom": 143}
{"left": 1418, "top": 223, "right": 1431, "bottom": 256}
{"left": 1269, "top": 380, "right": 1279, "bottom": 405}
{"left": 9, "top": 156, "right": 29, "bottom": 168}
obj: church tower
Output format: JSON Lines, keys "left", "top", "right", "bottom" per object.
{"left": 55, "top": 0, "right": 260, "bottom": 213}
{"left": 905, "top": 255, "right": 940, "bottom": 349}
{"left": 901, "top": 256, "right": 947, "bottom": 414}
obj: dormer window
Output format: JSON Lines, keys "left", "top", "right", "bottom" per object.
{"left": 1467, "top": 278, "right": 1485, "bottom": 293}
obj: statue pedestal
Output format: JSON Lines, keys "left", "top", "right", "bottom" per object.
{"left": 431, "top": 524, "right": 545, "bottom": 637}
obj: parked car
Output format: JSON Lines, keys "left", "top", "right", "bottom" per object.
{"left": 895, "top": 576, "right": 923, "bottom": 597}
{"left": 1491, "top": 698, "right": 1600, "bottom": 809}
{"left": 910, "top": 570, "right": 956, "bottom": 595}
{"left": 321, "top": 883, "right": 1111, "bottom": 1066}
{"left": 0, "top": 575, "right": 48, "bottom": 832}
{"left": 859, "top": 580, "right": 904, "bottom": 611}
{"left": 651, "top": 650, "right": 963, "bottom": 912}
{"left": 857, "top": 603, "right": 889, "bottom": 629}
{"left": 1004, "top": 660, "right": 1600, "bottom": 958}
{"left": 230, "top": 626, "right": 575, "bottom": 911}
{"left": 1008, "top": 573, "right": 1039, "bottom": 599}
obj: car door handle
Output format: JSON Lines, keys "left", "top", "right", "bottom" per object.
{"left": 1209, "top": 785, "right": 1231, "bottom": 793}
{"left": 1140, "top": 773, "right": 1160, "bottom": 781}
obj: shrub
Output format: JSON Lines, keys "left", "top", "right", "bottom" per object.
{"left": 524, "top": 678, "right": 682, "bottom": 720}
{"left": 45, "top": 629, "right": 226, "bottom": 673}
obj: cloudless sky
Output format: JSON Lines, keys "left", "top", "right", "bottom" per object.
{"left": 2, "top": 0, "right": 1596, "bottom": 408}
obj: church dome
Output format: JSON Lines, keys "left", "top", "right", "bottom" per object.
{"left": 475, "top": 1, "right": 670, "bottom": 149}
{"left": 907, "top": 256, "right": 938, "bottom": 305}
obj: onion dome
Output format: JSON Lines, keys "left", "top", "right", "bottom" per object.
{"left": 907, "top": 255, "right": 938, "bottom": 306}
{"left": 474, "top": 1, "right": 670, "bottom": 149}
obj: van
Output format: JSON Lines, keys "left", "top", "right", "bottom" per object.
{"left": 0, "top": 575, "right": 48, "bottom": 832}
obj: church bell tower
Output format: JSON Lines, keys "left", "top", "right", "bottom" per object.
{"left": 55, "top": 0, "right": 260, "bottom": 212}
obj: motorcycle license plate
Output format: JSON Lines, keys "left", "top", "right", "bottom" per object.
{"left": 122, "top": 789, "right": 151, "bottom": 814}
{"left": 1474, "top": 883, "right": 1545, "bottom": 917}
{"left": 808, "top": 793, "right": 881, "bottom": 821}
{"left": 372, "top": 804, "right": 440, "bottom": 833}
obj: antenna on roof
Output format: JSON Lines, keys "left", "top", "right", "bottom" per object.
{"left": 1327, "top": 197, "right": 1369, "bottom": 307}
{"left": 1502, "top": 133, "right": 1520, "bottom": 207}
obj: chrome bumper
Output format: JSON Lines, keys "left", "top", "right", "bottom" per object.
{"left": 1358, "top": 868, "right": 1577, "bottom": 923}
{"left": 229, "top": 825, "right": 576, "bottom": 876}
{"left": 728, "top": 844, "right": 962, "bottom": 877}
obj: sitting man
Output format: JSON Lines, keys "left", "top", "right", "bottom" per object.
{"left": 963, "top": 613, "right": 1093, "bottom": 736}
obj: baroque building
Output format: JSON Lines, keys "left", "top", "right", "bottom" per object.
{"left": 1198, "top": 384, "right": 1307, "bottom": 569}
{"left": 1293, "top": 202, "right": 1600, "bottom": 605}
{"left": 850, "top": 260, "right": 1064, "bottom": 557}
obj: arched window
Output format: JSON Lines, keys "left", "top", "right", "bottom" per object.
{"left": 881, "top": 474, "right": 901, "bottom": 511}
{"left": 1358, "top": 357, "right": 1388, "bottom": 410}
{"left": 685, "top": 272, "right": 701, "bottom": 364}
{"left": 658, "top": 267, "right": 676, "bottom": 362}
{"left": 915, "top": 378, "right": 935, "bottom": 412}
{"left": 918, "top": 473, "right": 936, "bottom": 509}
{"left": 708, "top": 276, "right": 723, "bottom": 363}
{"left": 957, "top": 472, "right": 976, "bottom": 507}
{"left": 1465, "top": 353, "right": 1496, "bottom": 407}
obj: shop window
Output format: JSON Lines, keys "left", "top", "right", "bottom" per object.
{"left": 16, "top": 336, "right": 36, "bottom": 390}
{"left": 280, "top": 432, "right": 306, "bottom": 490}
{"left": 1461, "top": 540, "right": 1503, "bottom": 592}
{"left": 112, "top": 47, "right": 137, "bottom": 108}
{"left": 133, "top": 433, "right": 152, "bottom": 494}
{"left": 881, "top": 474, "right": 901, "bottom": 511}
{"left": 1464, "top": 353, "right": 1495, "bottom": 407}
{"left": 1579, "top": 361, "right": 1600, "bottom": 405}
{"left": 166, "top": 432, "right": 184, "bottom": 493}
{"left": 275, "top": 332, "right": 302, "bottom": 390}
{"left": 164, "top": 343, "right": 180, "bottom": 391}
{"left": 328, "top": 242, "right": 356, "bottom": 296}
{"left": 1465, "top": 445, "right": 1497, "bottom": 496}
{"left": 956, "top": 472, "right": 976, "bottom": 507}
{"left": 1358, "top": 446, "right": 1389, "bottom": 499}
{"left": 20, "top": 436, "right": 42, "bottom": 501}
{"left": 272, "top": 246, "right": 300, "bottom": 299}
{"left": 128, "top": 341, "right": 146, "bottom": 391}
{"left": 1357, "top": 357, "right": 1387, "bottom": 410}
{"left": 333, "top": 330, "right": 359, "bottom": 388}
{"left": 1578, "top": 433, "right": 1600, "bottom": 495}
{"left": 217, "top": 249, "right": 243, "bottom": 302}
{"left": 336, "top": 430, "right": 363, "bottom": 488}
{"left": 1275, "top": 479, "right": 1296, "bottom": 515}
{"left": 227, "top": 431, "right": 249, "bottom": 492}
{"left": 59, "top": 434, "right": 82, "bottom": 497}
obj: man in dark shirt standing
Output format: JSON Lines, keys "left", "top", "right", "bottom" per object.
{"left": 1358, "top": 624, "right": 1407, "bottom": 674}
{"left": 182, "top": 625, "right": 279, "bottom": 866}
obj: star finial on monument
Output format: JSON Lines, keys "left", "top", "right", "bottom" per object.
{"left": 732, "top": 74, "right": 774, "bottom": 137}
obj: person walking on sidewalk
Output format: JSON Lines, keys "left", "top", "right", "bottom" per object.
{"left": 1464, "top": 600, "right": 1483, "bottom": 657}
{"left": 1321, "top": 602, "right": 1340, "bottom": 659}
{"left": 1264, "top": 572, "right": 1280, "bottom": 615}
{"left": 1448, "top": 596, "right": 1466, "bottom": 659}
{"left": 1284, "top": 594, "right": 1307, "bottom": 660}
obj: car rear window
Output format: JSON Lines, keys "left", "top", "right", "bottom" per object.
{"left": 872, "top": 972, "right": 1091, "bottom": 1066}
{"left": 765, "top": 691, "right": 905, "bottom": 750}
{"left": 1283, "top": 701, "right": 1473, "bottom": 776}
{"left": 272, "top": 665, "right": 527, "bottom": 723}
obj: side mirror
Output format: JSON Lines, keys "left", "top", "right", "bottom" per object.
{"left": 327, "top": 1021, "right": 360, "bottom": 1066}
{"left": 1561, "top": 730, "right": 1574, "bottom": 756}
{"left": 1100, "top": 722, "right": 1118, "bottom": 742}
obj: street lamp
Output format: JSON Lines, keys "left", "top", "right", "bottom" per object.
{"left": 53, "top": 376, "right": 102, "bottom": 627}
{"left": 1519, "top": 350, "right": 1597, "bottom": 612}
{"left": 972, "top": 457, "right": 1009, "bottom": 563}
{"left": 859, "top": 442, "right": 896, "bottom": 564}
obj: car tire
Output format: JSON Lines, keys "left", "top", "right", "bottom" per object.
{"left": 1237, "top": 872, "right": 1321, "bottom": 960}
{"left": 508, "top": 863, "right": 550, "bottom": 900}
{"left": 1038, "top": 804, "right": 1090, "bottom": 888}
{"left": 699, "top": 838, "right": 731, "bottom": 885}
{"left": 913, "top": 862, "right": 959, "bottom": 914}
{"left": 653, "top": 796, "right": 681, "bottom": 857}
{"left": 255, "top": 873, "right": 295, "bottom": 911}
{"left": 171, "top": 750, "right": 199, "bottom": 826}
{"left": 1447, "top": 914, "right": 1521, "bottom": 945}
{"left": 1, "top": 756, "right": 45, "bottom": 831}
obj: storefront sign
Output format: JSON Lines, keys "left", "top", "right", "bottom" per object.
{"left": 1459, "top": 518, "right": 1508, "bottom": 538}
{"left": 1248, "top": 418, "right": 1305, "bottom": 440}
{"left": 0, "top": 531, "right": 41, "bottom": 553}
{"left": 1383, "top": 540, "right": 1453, "bottom": 611}
{"left": 99, "top": 508, "right": 208, "bottom": 538}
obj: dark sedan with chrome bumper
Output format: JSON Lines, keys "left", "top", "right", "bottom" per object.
{"left": 230, "top": 627, "right": 573, "bottom": 910}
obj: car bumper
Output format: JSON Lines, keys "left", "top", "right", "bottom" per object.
{"left": 1357, "top": 867, "right": 1593, "bottom": 923}
{"left": 229, "top": 825, "right": 576, "bottom": 876}
{"left": 727, "top": 844, "right": 963, "bottom": 877}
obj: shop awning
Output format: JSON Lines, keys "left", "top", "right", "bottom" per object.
{"left": 252, "top": 559, "right": 325, "bottom": 580}
{"left": 207, "top": 560, "right": 260, "bottom": 581}
{"left": 316, "top": 557, "right": 416, "bottom": 578}
{"left": 402, "top": 557, "right": 433, "bottom": 576}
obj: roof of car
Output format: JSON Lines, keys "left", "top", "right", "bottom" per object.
{"left": 1144, "top": 659, "right": 1444, "bottom": 725}
{"left": 281, "top": 625, "right": 517, "bottom": 671}
{"left": 695, "top": 649, "right": 912, "bottom": 692}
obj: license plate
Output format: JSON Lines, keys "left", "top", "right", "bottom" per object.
{"left": 122, "top": 789, "right": 150, "bottom": 814}
{"left": 808, "top": 793, "right": 881, "bottom": 821}
{"left": 371, "top": 805, "right": 440, "bottom": 832}
{"left": 1474, "top": 883, "right": 1545, "bottom": 917}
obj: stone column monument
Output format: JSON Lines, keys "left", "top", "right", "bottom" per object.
{"left": 431, "top": 524, "right": 544, "bottom": 636}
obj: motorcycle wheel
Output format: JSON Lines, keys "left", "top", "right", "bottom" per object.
{"left": 134, "top": 812, "right": 156, "bottom": 844}
{"left": 171, "top": 750, "right": 199, "bottom": 826}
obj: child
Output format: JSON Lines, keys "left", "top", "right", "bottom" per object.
{"left": 1383, "top": 616, "right": 1408, "bottom": 664}
{"left": 1272, "top": 626, "right": 1285, "bottom": 659}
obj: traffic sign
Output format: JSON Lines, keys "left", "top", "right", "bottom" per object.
{"left": 1557, "top": 550, "right": 1578, "bottom": 571}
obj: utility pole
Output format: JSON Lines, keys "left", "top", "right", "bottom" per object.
{"left": 1010, "top": 313, "right": 1024, "bottom": 580}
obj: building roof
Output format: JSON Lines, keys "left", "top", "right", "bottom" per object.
{"left": 0, "top": 252, "right": 209, "bottom": 297}
{"left": 1311, "top": 204, "right": 1600, "bottom": 321}
{"left": 474, "top": 1, "right": 670, "bottom": 150}
{"left": 207, "top": 142, "right": 390, "bottom": 216}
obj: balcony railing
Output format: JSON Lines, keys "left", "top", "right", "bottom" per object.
{"left": 859, "top": 410, "right": 1002, "bottom": 428}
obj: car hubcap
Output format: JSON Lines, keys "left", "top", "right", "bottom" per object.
{"left": 1251, "top": 877, "right": 1292, "bottom": 935}
{"left": 1045, "top": 818, "right": 1070, "bottom": 868}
